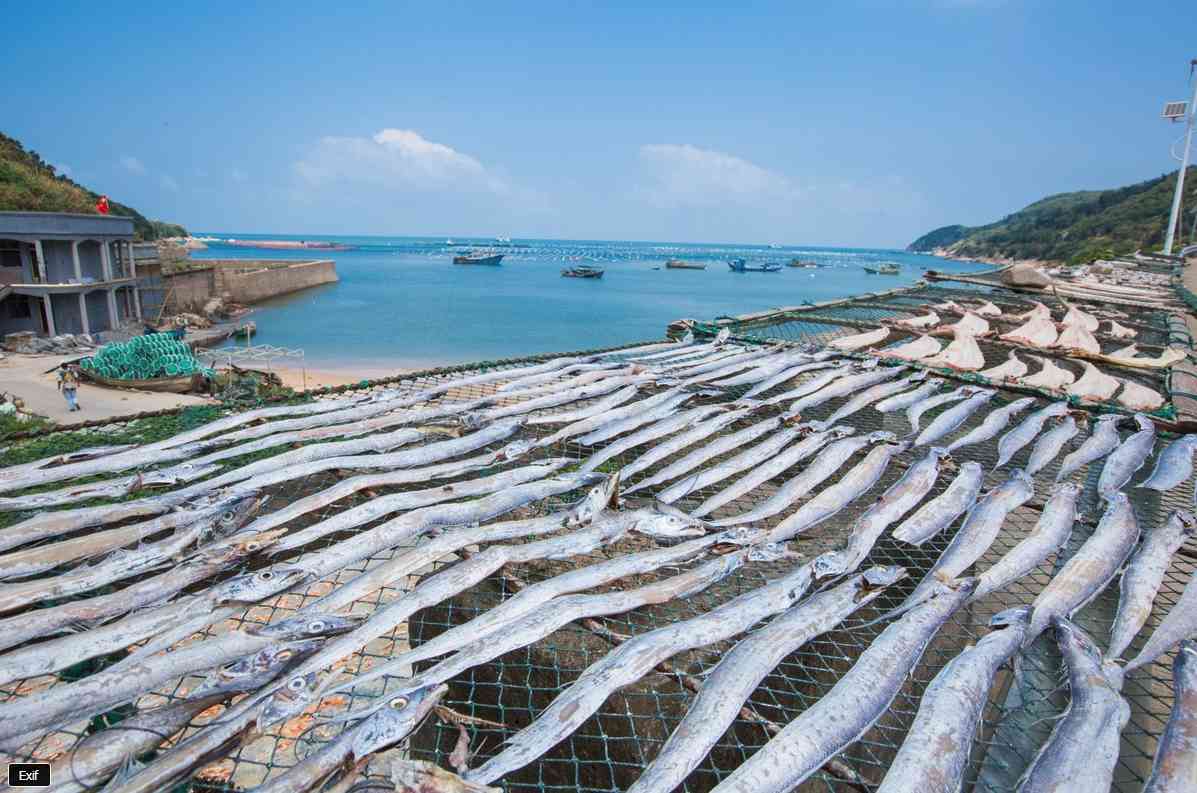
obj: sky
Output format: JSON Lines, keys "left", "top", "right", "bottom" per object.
{"left": 4, "top": 1, "right": 1194, "bottom": 247}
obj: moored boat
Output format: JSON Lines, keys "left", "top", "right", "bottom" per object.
{"left": 562, "top": 265, "right": 605, "bottom": 279}
{"left": 728, "top": 258, "right": 782, "bottom": 273}
{"left": 787, "top": 258, "right": 821, "bottom": 268}
{"left": 665, "top": 259, "right": 707, "bottom": 270}
{"left": 864, "top": 262, "right": 900, "bottom": 275}
{"left": 453, "top": 251, "right": 505, "bottom": 265}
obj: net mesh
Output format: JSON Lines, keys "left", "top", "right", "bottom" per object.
{"left": 0, "top": 290, "right": 1191, "bottom": 792}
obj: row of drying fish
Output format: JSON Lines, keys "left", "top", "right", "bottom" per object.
{"left": 0, "top": 336, "right": 1192, "bottom": 790}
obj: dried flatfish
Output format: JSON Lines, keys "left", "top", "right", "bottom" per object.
{"left": 882, "top": 335, "right": 941, "bottom": 361}
{"left": 1066, "top": 361, "right": 1119, "bottom": 402}
{"left": 946, "top": 311, "right": 989, "bottom": 336}
{"left": 974, "top": 300, "right": 1002, "bottom": 317}
{"left": 1062, "top": 303, "right": 1100, "bottom": 332}
{"left": 828, "top": 326, "right": 889, "bottom": 351}
{"left": 894, "top": 311, "right": 940, "bottom": 330}
{"left": 1106, "top": 319, "right": 1136, "bottom": 339}
{"left": 921, "top": 329, "right": 985, "bottom": 371}
{"left": 979, "top": 350, "right": 1028, "bottom": 381}
{"left": 1000, "top": 316, "right": 1058, "bottom": 348}
{"left": 1021, "top": 356, "right": 1075, "bottom": 391}
{"left": 1117, "top": 379, "right": 1165, "bottom": 411}
{"left": 1013, "top": 301, "right": 1052, "bottom": 321}
{"left": 1055, "top": 320, "right": 1101, "bottom": 355}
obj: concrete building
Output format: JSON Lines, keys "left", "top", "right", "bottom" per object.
{"left": 0, "top": 211, "right": 141, "bottom": 338}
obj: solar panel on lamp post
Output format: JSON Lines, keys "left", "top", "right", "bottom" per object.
{"left": 1162, "top": 59, "right": 1197, "bottom": 256}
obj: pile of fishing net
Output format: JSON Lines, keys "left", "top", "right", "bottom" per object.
{"left": 80, "top": 335, "right": 215, "bottom": 381}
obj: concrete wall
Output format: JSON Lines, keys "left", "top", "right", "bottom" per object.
{"left": 50, "top": 293, "right": 84, "bottom": 335}
{"left": 42, "top": 240, "right": 76, "bottom": 283}
{"left": 0, "top": 295, "right": 43, "bottom": 335}
{"left": 163, "top": 268, "right": 216, "bottom": 313}
{"left": 0, "top": 241, "right": 35, "bottom": 285}
{"left": 213, "top": 259, "right": 338, "bottom": 303}
{"left": 85, "top": 290, "right": 111, "bottom": 333}
{"left": 78, "top": 240, "right": 104, "bottom": 282}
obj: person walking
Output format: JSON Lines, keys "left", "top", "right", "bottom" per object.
{"left": 58, "top": 364, "right": 81, "bottom": 412}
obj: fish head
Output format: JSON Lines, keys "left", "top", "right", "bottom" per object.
{"left": 633, "top": 503, "right": 707, "bottom": 540}
{"left": 1133, "top": 413, "right": 1155, "bottom": 431}
{"left": 213, "top": 565, "right": 310, "bottom": 604}
{"left": 495, "top": 438, "right": 537, "bottom": 461}
{"left": 746, "top": 542, "right": 793, "bottom": 563}
{"left": 714, "top": 328, "right": 731, "bottom": 345}
{"left": 258, "top": 671, "right": 322, "bottom": 729}
{"left": 856, "top": 358, "right": 881, "bottom": 370}
{"left": 1176, "top": 641, "right": 1197, "bottom": 679}
{"left": 391, "top": 760, "right": 500, "bottom": 793}
{"left": 989, "top": 606, "right": 1031, "bottom": 634}
{"left": 1008, "top": 468, "right": 1035, "bottom": 491}
{"left": 195, "top": 639, "right": 320, "bottom": 699}
{"left": 216, "top": 526, "right": 289, "bottom": 560}
{"left": 1051, "top": 617, "right": 1117, "bottom": 682}
{"left": 711, "top": 526, "right": 770, "bottom": 549}
{"left": 829, "top": 426, "right": 857, "bottom": 440}
{"left": 908, "top": 370, "right": 929, "bottom": 383}
{"left": 859, "top": 565, "right": 907, "bottom": 593}
{"left": 1172, "top": 510, "right": 1197, "bottom": 537}
{"left": 1049, "top": 481, "right": 1082, "bottom": 499}
{"left": 567, "top": 475, "right": 621, "bottom": 526}
{"left": 457, "top": 413, "right": 487, "bottom": 430}
{"left": 247, "top": 612, "right": 362, "bottom": 641}
{"left": 351, "top": 682, "right": 449, "bottom": 760}
{"left": 212, "top": 493, "right": 269, "bottom": 536}
{"left": 867, "top": 430, "right": 898, "bottom": 444}
{"left": 812, "top": 550, "right": 849, "bottom": 580}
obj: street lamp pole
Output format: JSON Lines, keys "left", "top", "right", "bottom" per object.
{"left": 1164, "top": 59, "right": 1197, "bottom": 255}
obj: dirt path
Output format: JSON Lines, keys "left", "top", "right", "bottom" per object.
{"left": 0, "top": 353, "right": 212, "bottom": 424}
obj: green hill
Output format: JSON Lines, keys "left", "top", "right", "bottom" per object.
{"left": 909, "top": 167, "right": 1197, "bottom": 263}
{"left": 0, "top": 132, "right": 185, "bottom": 240}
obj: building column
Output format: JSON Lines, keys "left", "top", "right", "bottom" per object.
{"left": 78, "top": 293, "right": 90, "bottom": 335}
{"left": 127, "top": 241, "right": 137, "bottom": 279}
{"left": 70, "top": 240, "right": 82, "bottom": 281}
{"left": 32, "top": 240, "right": 46, "bottom": 282}
{"left": 133, "top": 286, "right": 142, "bottom": 320}
{"left": 42, "top": 295, "right": 55, "bottom": 335}
{"left": 99, "top": 240, "right": 112, "bottom": 281}
{"left": 106, "top": 289, "right": 119, "bottom": 331}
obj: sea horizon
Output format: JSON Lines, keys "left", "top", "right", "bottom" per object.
{"left": 191, "top": 234, "right": 987, "bottom": 371}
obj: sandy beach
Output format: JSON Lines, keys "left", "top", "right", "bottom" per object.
{"left": 269, "top": 363, "right": 413, "bottom": 390}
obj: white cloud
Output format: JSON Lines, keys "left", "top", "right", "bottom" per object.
{"left": 636, "top": 144, "right": 798, "bottom": 208}
{"left": 293, "top": 128, "right": 505, "bottom": 194}
{"left": 120, "top": 155, "right": 146, "bottom": 175}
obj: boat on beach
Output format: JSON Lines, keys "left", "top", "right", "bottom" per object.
{"left": 453, "top": 251, "right": 505, "bottom": 265}
{"left": 665, "top": 259, "right": 707, "bottom": 270}
{"left": 728, "top": 259, "right": 782, "bottom": 273}
{"left": 863, "top": 262, "right": 900, "bottom": 275}
{"left": 562, "top": 265, "right": 604, "bottom": 279}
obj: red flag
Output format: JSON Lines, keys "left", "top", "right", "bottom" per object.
{"left": 95, "top": 195, "right": 110, "bottom": 215}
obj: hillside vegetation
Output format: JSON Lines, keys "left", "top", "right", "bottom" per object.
{"left": 0, "top": 132, "right": 185, "bottom": 240}
{"left": 909, "top": 167, "right": 1197, "bottom": 263}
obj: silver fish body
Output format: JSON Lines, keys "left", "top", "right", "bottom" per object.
{"left": 623, "top": 417, "right": 781, "bottom": 495}
{"left": 579, "top": 406, "right": 723, "bottom": 473}
{"left": 1142, "top": 641, "right": 1197, "bottom": 793}
{"left": 971, "top": 482, "right": 1079, "bottom": 603}
{"left": 891, "top": 461, "right": 985, "bottom": 546}
{"left": 656, "top": 426, "right": 799, "bottom": 504}
{"left": 876, "top": 607, "right": 1029, "bottom": 793}
{"left": 905, "top": 385, "right": 978, "bottom": 435}
{"left": 994, "top": 401, "right": 1070, "bottom": 469}
{"left": 1097, "top": 413, "right": 1155, "bottom": 498}
{"left": 785, "top": 365, "right": 905, "bottom": 417}
{"left": 1016, "top": 619, "right": 1128, "bottom": 793}
{"left": 1027, "top": 492, "right": 1139, "bottom": 644}
{"left": 1023, "top": 415, "right": 1078, "bottom": 476}
{"left": 1107, "top": 510, "right": 1197, "bottom": 661}
{"left": 705, "top": 430, "right": 878, "bottom": 526}
{"left": 625, "top": 567, "right": 907, "bottom": 793}
{"left": 810, "top": 372, "right": 926, "bottom": 429}
{"left": 576, "top": 391, "right": 692, "bottom": 445}
{"left": 945, "top": 396, "right": 1036, "bottom": 453}
{"left": 617, "top": 408, "right": 750, "bottom": 482}
{"left": 1139, "top": 434, "right": 1197, "bottom": 492}
{"left": 1055, "top": 413, "right": 1124, "bottom": 482}
{"left": 740, "top": 359, "right": 848, "bottom": 400}
{"left": 706, "top": 578, "right": 977, "bottom": 793}
{"left": 767, "top": 438, "right": 909, "bottom": 542}
{"left": 914, "top": 388, "right": 997, "bottom": 447}
{"left": 691, "top": 425, "right": 855, "bottom": 518}
{"left": 873, "top": 377, "right": 946, "bottom": 413}
{"left": 825, "top": 446, "right": 947, "bottom": 574}
{"left": 525, "top": 383, "right": 640, "bottom": 425}
{"left": 1127, "top": 546, "right": 1197, "bottom": 672}
{"left": 906, "top": 469, "right": 1034, "bottom": 605}
{"left": 536, "top": 388, "right": 686, "bottom": 446}
{"left": 755, "top": 364, "right": 855, "bottom": 406}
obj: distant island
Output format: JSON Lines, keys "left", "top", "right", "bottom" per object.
{"left": 0, "top": 131, "right": 185, "bottom": 240}
{"left": 908, "top": 166, "right": 1196, "bottom": 264}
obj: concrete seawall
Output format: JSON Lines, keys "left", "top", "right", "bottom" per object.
{"left": 211, "top": 259, "right": 338, "bottom": 303}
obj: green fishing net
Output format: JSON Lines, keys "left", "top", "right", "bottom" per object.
{"left": 80, "top": 335, "right": 215, "bottom": 381}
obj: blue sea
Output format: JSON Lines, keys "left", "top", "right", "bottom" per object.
{"left": 190, "top": 236, "right": 984, "bottom": 370}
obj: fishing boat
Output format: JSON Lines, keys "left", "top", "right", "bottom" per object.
{"left": 562, "top": 265, "right": 605, "bottom": 279}
{"left": 453, "top": 251, "right": 505, "bottom": 265}
{"left": 787, "top": 258, "right": 821, "bottom": 268}
{"left": 728, "top": 259, "right": 782, "bottom": 273}
{"left": 665, "top": 259, "right": 707, "bottom": 270}
{"left": 863, "top": 262, "right": 900, "bottom": 275}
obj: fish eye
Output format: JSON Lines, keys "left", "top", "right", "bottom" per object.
{"left": 276, "top": 650, "right": 294, "bottom": 661}
{"left": 245, "top": 542, "right": 261, "bottom": 551}
{"left": 389, "top": 696, "right": 409, "bottom": 710}
{"left": 309, "top": 620, "right": 325, "bottom": 632}
{"left": 260, "top": 571, "right": 274, "bottom": 580}
{"left": 221, "top": 511, "right": 236, "bottom": 522}
{"left": 288, "top": 677, "right": 305, "bottom": 690}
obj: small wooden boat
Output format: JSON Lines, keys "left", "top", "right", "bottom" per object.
{"left": 79, "top": 369, "right": 201, "bottom": 394}
{"left": 562, "top": 266, "right": 605, "bottom": 279}
{"left": 665, "top": 259, "right": 707, "bottom": 270}
{"left": 864, "top": 263, "right": 900, "bottom": 275}
{"left": 728, "top": 259, "right": 782, "bottom": 273}
{"left": 453, "top": 251, "right": 505, "bottom": 265}
{"left": 232, "top": 321, "right": 257, "bottom": 339}
{"left": 787, "top": 258, "right": 821, "bottom": 268}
